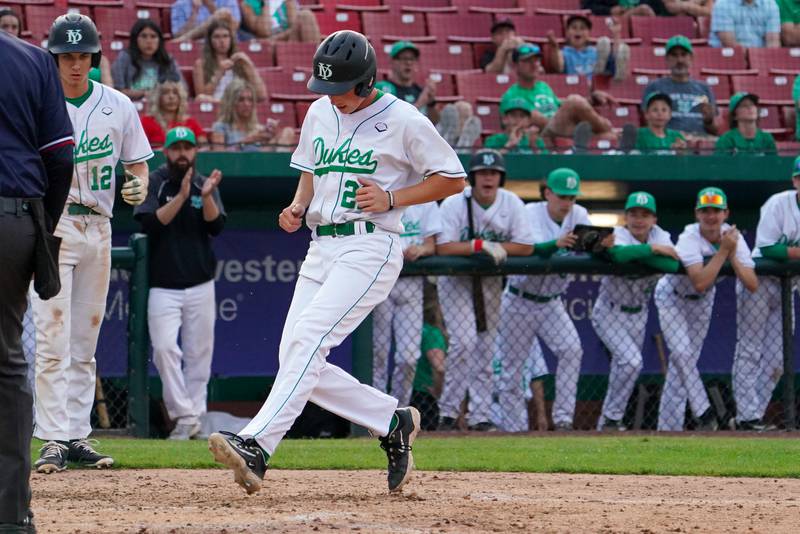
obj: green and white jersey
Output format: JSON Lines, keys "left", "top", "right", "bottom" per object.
{"left": 400, "top": 201, "right": 441, "bottom": 250}
{"left": 66, "top": 81, "right": 153, "bottom": 218}
{"left": 290, "top": 93, "right": 465, "bottom": 234}
{"left": 436, "top": 187, "right": 534, "bottom": 246}
{"left": 753, "top": 190, "right": 800, "bottom": 258}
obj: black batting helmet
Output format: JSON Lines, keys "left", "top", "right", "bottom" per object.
{"left": 307, "top": 30, "right": 377, "bottom": 97}
{"left": 468, "top": 149, "right": 506, "bottom": 187}
{"left": 47, "top": 13, "right": 102, "bottom": 68}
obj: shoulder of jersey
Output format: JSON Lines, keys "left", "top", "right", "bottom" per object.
{"left": 765, "top": 189, "right": 795, "bottom": 207}
{"left": 97, "top": 82, "right": 138, "bottom": 108}
{"left": 573, "top": 203, "right": 589, "bottom": 217}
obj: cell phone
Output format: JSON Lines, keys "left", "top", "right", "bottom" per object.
{"left": 571, "top": 224, "right": 614, "bottom": 253}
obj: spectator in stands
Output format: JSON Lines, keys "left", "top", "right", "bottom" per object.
{"left": 239, "top": 0, "right": 321, "bottom": 42}
{"left": 504, "top": 43, "right": 617, "bottom": 147}
{"left": 641, "top": 36, "right": 718, "bottom": 138}
{"left": 582, "top": 0, "right": 665, "bottom": 17}
{"left": 793, "top": 75, "right": 800, "bottom": 140}
{"left": 777, "top": 0, "right": 800, "bottom": 45}
{"left": 193, "top": 20, "right": 266, "bottom": 102}
{"left": 0, "top": 8, "right": 21, "bottom": 37}
{"left": 481, "top": 18, "right": 524, "bottom": 75}
{"left": 375, "top": 41, "right": 439, "bottom": 123}
{"left": 710, "top": 0, "right": 780, "bottom": 48}
{"left": 715, "top": 92, "right": 777, "bottom": 154}
{"left": 544, "top": 14, "right": 629, "bottom": 81}
{"left": 112, "top": 19, "right": 182, "bottom": 101}
{"left": 410, "top": 290, "right": 448, "bottom": 431}
{"left": 141, "top": 81, "right": 208, "bottom": 148}
{"left": 89, "top": 57, "right": 114, "bottom": 87}
{"left": 484, "top": 96, "right": 547, "bottom": 153}
{"left": 211, "top": 78, "right": 295, "bottom": 151}
{"left": 636, "top": 92, "right": 687, "bottom": 153}
{"left": 663, "top": 0, "right": 714, "bottom": 18}
{"left": 171, "top": 0, "right": 241, "bottom": 42}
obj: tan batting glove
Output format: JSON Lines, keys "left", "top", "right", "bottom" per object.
{"left": 121, "top": 171, "right": 148, "bottom": 206}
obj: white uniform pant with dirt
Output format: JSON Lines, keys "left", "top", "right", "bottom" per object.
{"left": 239, "top": 232, "right": 403, "bottom": 456}
{"left": 30, "top": 214, "right": 111, "bottom": 441}
{"left": 495, "top": 292, "right": 582, "bottom": 428}
{"left": 438, "top": 275, "right": 502, "bottom": 426}
{"left": 372, "top": 276, "right": 424, "bottom": 405}
{"left": 592, "top": 297, "right": 647, "bottom": 425}
{"left": 148, "top": 280, "right": 216, "bottom": 425}
{"left": 655, "top": 290, "right": 713, "bottom": 431}
{"left": 733, "top": 277, "right": 787, "bottom": 423}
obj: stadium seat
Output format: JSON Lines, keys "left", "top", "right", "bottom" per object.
{"left": 598, "top": 104, "right": 641, "bottom": 128}
{"left": 296, "top": 101, "right": 313, "bottom": 124}
{"left": 522, "top": 0, "right": 583, "bottom": 12}
{"left": 508, "top": 14, "right": 564, "bottom": 40}
{"left": 186, "top": 100, "right": 220, "bottom": 131}
{"left": 605, "top": 75, "right": 656, "bottom": 104}
{"left": 135, "top": 0, "right": 174, "bottom": 6}
{"left": 782, "top": 106, "right": 796, "bottom": 134}
{"left": 426, "top": 13, "right": 493, "bottom": 42}
{"left": 455, "top": 71, "right": 516, "bottom": 104}
{"left": 178, "top": 66, "right": 194, "bottom": 97}
{"left": 451, "top": 0, "right": 521, "bottom": 12}
{"left": 164, "top": 40, "right": 204, "bottom": 68}
{"left": 747, "top": 48, "right": 800, "bottom": 75}
{"left": 731, "top": 75, "right": 794, "bottom": 105}
{"left": 692, "top": 46, "right": 748, "bottom": 75}
{"left": 94, "top": 6, "right": 161, "bottom": 38}
{"left": 25, "top": 4, "right": 77, "bottom": 40}
{"left": 421, "top": 71, "right": 457, "bottom": 97}
{"left": 315, "top": 10, "right": 363, "bottom": 35}
{"left": 629, "top": 15, "right": 695, "bottom": 43}
{"left": 259, "top": 101, "right": 298, "bottom": 129}
{"left": 260, "top": 69, "right": 317, "bottom": 101}
{"left": 362, "top": 12, "right": 428, "bottom": 40}
{"left": 701, "top": 74, "right": 732, "bottom": 103}
{"left": 383, "top": 0, "right": 453, "bottom": 12}
{"left": 376, "top": 41, "right": 476, "bottom": 72}
{"left": 539, "top": 74, "right": 589, "bottom": 98}
{"left": 474, "top": 102, "right": 503, "bottom": 133}
{"left": 274, "top": 41, "right": 319, "bottom": 70}
{"left": 777, "top": 140, "right": 800, "bottom": 153}
{"left": 241, "top": 40, "right": 274, "bottom": 68}
{"left": 629, "top": 46, "right": 669, "bottom": 72}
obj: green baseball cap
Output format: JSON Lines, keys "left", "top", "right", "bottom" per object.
{"left": 499, "top": 96, "right": 533, "bottom": 115}
{"left": 792, "top": 155, "right": 800, "bottom": 177}
{"left": 644, "top": 91, "right": 673, "bottom": 110}
{"left": 665, "top": 35, "right": 693, "bottom": 55}
{"left": 512, "top": 43, "right": 541, "bottom": 62}
{"left": 389, "top": 40, "right": 419, "bottom": 59}
{"left": 695, "top": 187, "right": 728, "bottom": 210}
{"left": 625, "top": 191, "right": 657, "bottom": 214}
{"left": 547, "top": 168, "right": 581, "bottom": 196}
{"left": 164, "top": 126, "right": 197, "bottom": 149}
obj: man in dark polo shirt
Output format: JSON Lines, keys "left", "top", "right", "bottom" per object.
{"left": 134, "top": 127, "right": 225, "bottom": 441}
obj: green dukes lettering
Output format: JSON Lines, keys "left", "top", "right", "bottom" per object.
{"left": 401, "top": 219, "right": 422, "bottom": 238}
{"left": 74, "top": 131, "right": 113, "bottom": 163}
{"left": 313, "top": 137, "right": 378, "bottom": 176}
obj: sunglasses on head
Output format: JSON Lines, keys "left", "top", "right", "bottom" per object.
{"left": 699, "top": 194, "right": 724, "bottom": 207}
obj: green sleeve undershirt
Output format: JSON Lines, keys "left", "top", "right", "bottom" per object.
{"left": 640, "top": 255, "right": 681, "bottom": 273}
{"left": 607, "top": 244, "right": 652, "bottom": 263}
{"left": 761, "top": 243, "right": 789, "bottom": 260}
{"left": 533, "top": 240, "right": 558, "bottom": 258}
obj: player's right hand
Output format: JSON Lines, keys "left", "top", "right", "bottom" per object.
{"left": 556, "top": 232, "right": 578, "bottom": 249}
{"left": 279, "top": 203, "right": 305, "bottom": 233}
{"left": 482, "top": 241, "right": 508, "bottom": 265}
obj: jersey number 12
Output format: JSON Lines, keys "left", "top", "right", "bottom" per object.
{"left": 90, "top": 165, "right": 113, "bottom": 191}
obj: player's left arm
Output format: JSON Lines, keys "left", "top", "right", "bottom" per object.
{"left": 356, "top": 174, "right": 464, "bottom": 212}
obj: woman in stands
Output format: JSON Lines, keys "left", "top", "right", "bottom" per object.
{"left": 211, "top": 78, "right": 294, "bottom": 151}
{"left": 193, "top": 19, "right": 266, "bottom": 103}
{"left": 140, "top": 81, "right": 207, "bottom": 148}
{"left": 111, "top": 18, "right": 182, "bottom": 101}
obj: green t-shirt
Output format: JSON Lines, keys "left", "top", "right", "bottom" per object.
{"left": 503, "top": 82, "right": 561, "bottom": 119}
{"left": 412, "top": 324, "right": 447, "bottom": 394}
{"left": 484, "top": 132, "right": 547, "bottom": 152}
{"left": 793, "top": 75, "right": 800, "bottom": 140}
{"left": 777, "top": 0, "right": 800, "bottom": 23}
{"left": 714, "top": 128, "right": 777, "bottom": 154}
{"left": 635, "top": 127, "right": 685, "bottom": 152}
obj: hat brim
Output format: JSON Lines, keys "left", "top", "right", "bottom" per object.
{"left": 550, "top": 187, "right": 580, "bottom": 196}
{"left": 307, "top": 76, "right": 355, "bottom": 96}
{"left": 390, "top": 46, "right": 419, "bottom": 59}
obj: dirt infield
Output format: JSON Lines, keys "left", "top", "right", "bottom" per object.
{"left": 31, "top": 469, "right": 798, "bottom": 533}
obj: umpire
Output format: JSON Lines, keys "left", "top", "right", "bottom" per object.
{"left": 0, "top": 32, "right": 74, "bottom": 532}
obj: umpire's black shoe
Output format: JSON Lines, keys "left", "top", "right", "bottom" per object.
{"left": 34, "top": 441, "right": 69, "bottom": 474}
{"left": 68, "top": 439, "right": 114, "bottom": 468}
{"left": 736, "top": 419, "right": 776, "bottom": 432}
{"left": 208, "top": 431, "right": 269, "bottom": 495}
{"left": 379, "top": 407, "right": 421, "bottom": 493}
{"left": 437, "top": 416, "right": 457, "bottom": 431}
{"left": 0, "top": 511, "right": 35, "bottom": 533}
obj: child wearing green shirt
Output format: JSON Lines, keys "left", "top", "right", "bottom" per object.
{"left": 484, "top": 96, "right": 547, "bottom": 153}
{"left": 636, "top": 92, "right": 687, "bottom": 154}
{"left": 715, "top": 92, "right": 776, "bottom": 155}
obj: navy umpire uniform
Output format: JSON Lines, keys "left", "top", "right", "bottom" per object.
{"left": 0, "top": 32, "right": 74, "bottom": 532}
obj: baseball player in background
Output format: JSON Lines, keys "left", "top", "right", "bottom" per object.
{"left": 31, "top": 14, "right": 152, "bottom": 473}
{"left": 208, "top": 30, "right": 465, "bottom": 495}
{"left": 495, "top": 168, "right": 609, "bottom": 432}
{"left": 436, "top": 149, "right": 534, "bottom": 431}
{"left": 655, "top": 187, "right": 757, "bottom": 431}
{"left": 732, "top": 158, "right": 800, "bottom": 431}
{"left": 372, "top": 201, "right": 442, "bottom": 405}
{"left": 592, "top": 192, "right": 679, "bottom": 431}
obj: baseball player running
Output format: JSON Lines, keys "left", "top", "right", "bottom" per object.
{"left": 372, "top": 201, "right": 442, "bottom": 405}
{"left": 495, "top": 168, "right": 610, "bottom": 431}
{"left": 732, "top": 158, "right": 800, "bottom": 431}
{"left": 655, "top": 187, "right": 757, "bottom": 431}
{"left": 592, "top": 192, "right": 679, "bottom": 431}
{"left": 31, "top": 14, "right": 152, "bottom": 473}
{"left": 208, "top": 30, "right": 465, "bottom": 494}
{"left": 437, "top": 149, "right": 534, "bottom": 431}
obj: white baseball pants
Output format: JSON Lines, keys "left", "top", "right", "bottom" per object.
{"left": 372, "top": 276, "right": 424, "bottom": 405}
{"left": 148, "top": 280, "right": 216, "bottom": 425}
{"left": 240, "top": 232, "right": 403, "bottom": 456}
{"left": 30, "top": 214, "right": 111, "bottom": 441}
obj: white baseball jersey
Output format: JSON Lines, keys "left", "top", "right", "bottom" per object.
{"left": 508, "top": 202, "right": 591, "bottom": 296}
{"left": 66, "top": 81, "right": 153, "bottom": 218}
{"left": 598, "top": 225, "right": 674, "bottom": 307}
{"left": 657, "top": 222, "right": 754, "bottom": 297}
{"left": 753, "top": 190, "right": 800, "bottom": 258}
{"left": 436, "top": 187, "right": 535, "bottom": 246}
{"left": 290, "top": 93, "right": 465, "bottom": 233}
{"left": 400, "top": 201, "right": 441, "bottom": 250}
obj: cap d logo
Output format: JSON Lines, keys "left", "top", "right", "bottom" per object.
{"left": 482, "top": 153, "right": 495, "bottom": 166}
{"left": 175, "top": 128, "right": 188, "bottom": 138}
{"left": 66, "top": 29, "right": 83, "bottom": 44}
{"left": 635, "top": 193, "right": 649, "bottom": 205}
{"left": 566, "top": 177, "right": 577, "bottom": 189}
{"left": 317, "top": 63, "right": 333, "bottom": 80}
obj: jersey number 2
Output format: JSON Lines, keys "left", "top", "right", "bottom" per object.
{"left": 90, "top": 165, "right": 113, "bottom": 191}
{"left": 340, "top": 179, "right": 359, "bottom": 209}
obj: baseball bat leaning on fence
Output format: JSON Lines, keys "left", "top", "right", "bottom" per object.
{"left": 95, "top": 375, "right": 111, "bottom": 429}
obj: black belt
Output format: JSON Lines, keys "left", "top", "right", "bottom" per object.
{"left": 507, "top": 285, "right": 562, "bottom": 303}
{"left": 67, "top": 203, "right": 102, "bottom": 216}
{"left": 0, "top": 196, "right": 31, "bottom": 216}
{"left": 674, "top": 289, "right": 703, "bottom": 301}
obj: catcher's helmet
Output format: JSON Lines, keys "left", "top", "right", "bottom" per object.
{"left": 468, "top": 149, "right": 506, "bottom": 187}
{"left": 48, "top": 13, "right": 102, "bottom": 68}
{"left": 307, "top": 30, "right": 377, "bottom": 97}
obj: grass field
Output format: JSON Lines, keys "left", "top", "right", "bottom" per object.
{"left": 34, "top": 434, "right": 800, "bottom": 478}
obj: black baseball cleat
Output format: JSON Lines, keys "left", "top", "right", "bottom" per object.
{"left": 437, "top": 416, "right": 457, "bottom": 431}
{"left": 379, "top": 407, "right": 421, "bottom": 493}
{"left": 68, "top": 439, "right": 114, "bottom": 468}
{"left": 468, "top": 421, "right": 497, "bottom": 432}
{"left": 600, "top": 417, "right": 626, "bottom": 432}
{"left": 34, "top": 441, "right": 69, "bottom": 474}
{"left": 208, "top": 431, "right": 269, "bottom": 495}
{"left": 696, "top": 408, "right": 719, "bottom": 431}
{"left": 736, "top": 419, "right": 777, "bottom": 432}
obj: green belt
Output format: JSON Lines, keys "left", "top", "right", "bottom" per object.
{"left": 611, "top": 302, "right": 643, "bottom": 314}
{"left": 67, "top": 203, "right": 101, "bottom": 216}
{"left": 507, "top": 285, "right": 561, "bottom": 303}
{"left": 316, "top": 221, "right": 375, "bottom": 237}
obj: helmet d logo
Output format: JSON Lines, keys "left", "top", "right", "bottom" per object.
{"left": 317, "top": 63, "right": 333, "bottom": 81}
{"left": 66, "top": 29, "right": 83, "bottom": 44}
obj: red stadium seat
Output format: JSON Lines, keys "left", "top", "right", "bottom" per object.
{"left": 782, "top": 105, "right": 796, "bottom": 134}
{"left": 629, "top": 46, "right": 669, "bottom": 72}
{"left": 241, "top": 40, "right": 274, "bottom": 68}
{"left": 420, "top": 71, "right": 456, "bottom": 97}
{"left": 451, "top": 0, "right": 520, "bottom": 12}
{"left": 605, "top": 75, "right": 657, "bottom": 104}
{"left": 474, "top": 101, "right": 503, "bottom": 133}
{"left": 426, "top": 13, "right": 493, "bottom": 42}
{"left": 509, "top": 14, "right": 564, "bottom": 40}
{"left": 538, "top": 74, "right": 589, "bottom": 98}
{"left": 522, "top": 0, "right": 583, "bottom": 12}
{"left": 383, "top": 0, "right": 452, "bottom": 11}
{"left": 296, "top": 101, "right": 313, "bottom": 124}
{"left": 135, "top": 0, "right": 174, "bottom": 6}
{"left": 692, "top": 46, "right": 748, "bottom": 75}
{"left": 700, "top": 74, "right": 732, "bottom": 103}
{"left": 260, "top": 69, "right": 317, "bottom": 101}
{"left": 362, "top": 11, "right": 427, "bottom": 40}
{"left": 164, "top": 40, "right": 204, "bottom": 68}
{"left": 629, "top": 15, "right": 695, "bottom": 43}
{"left": 186, "top": 100, "right": 220, "bottom": 131}
{"left": 274, "top": 41, "right": 318, "bottom": 70}
{"left": 732, "top": 75, "right": 794, "bottom": 105}
{"left": 598, "top": 104, "right": 641, "bottom": 128}
{"left": 179, "top": 66, "right": 194, "bottom": 97}
{"left": 455, "top": 71, "right": 516, "bottom": 104}
{"left": 259, "top": 101, "right": 298, "bottom": 129}
{"left": 26, "top": 4, "right": 79, "bottom": 40}
{"left": 94, "top": 6, "right": 161, "bottom": 38}
{"left": 315, "top": 10, "right": 362, "bottom": 35}
{"left": 376, "top": 41, "right": 476, "bottom": 72}
{"left": 747, "top": 47, "right": 800, "bottom": 75}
